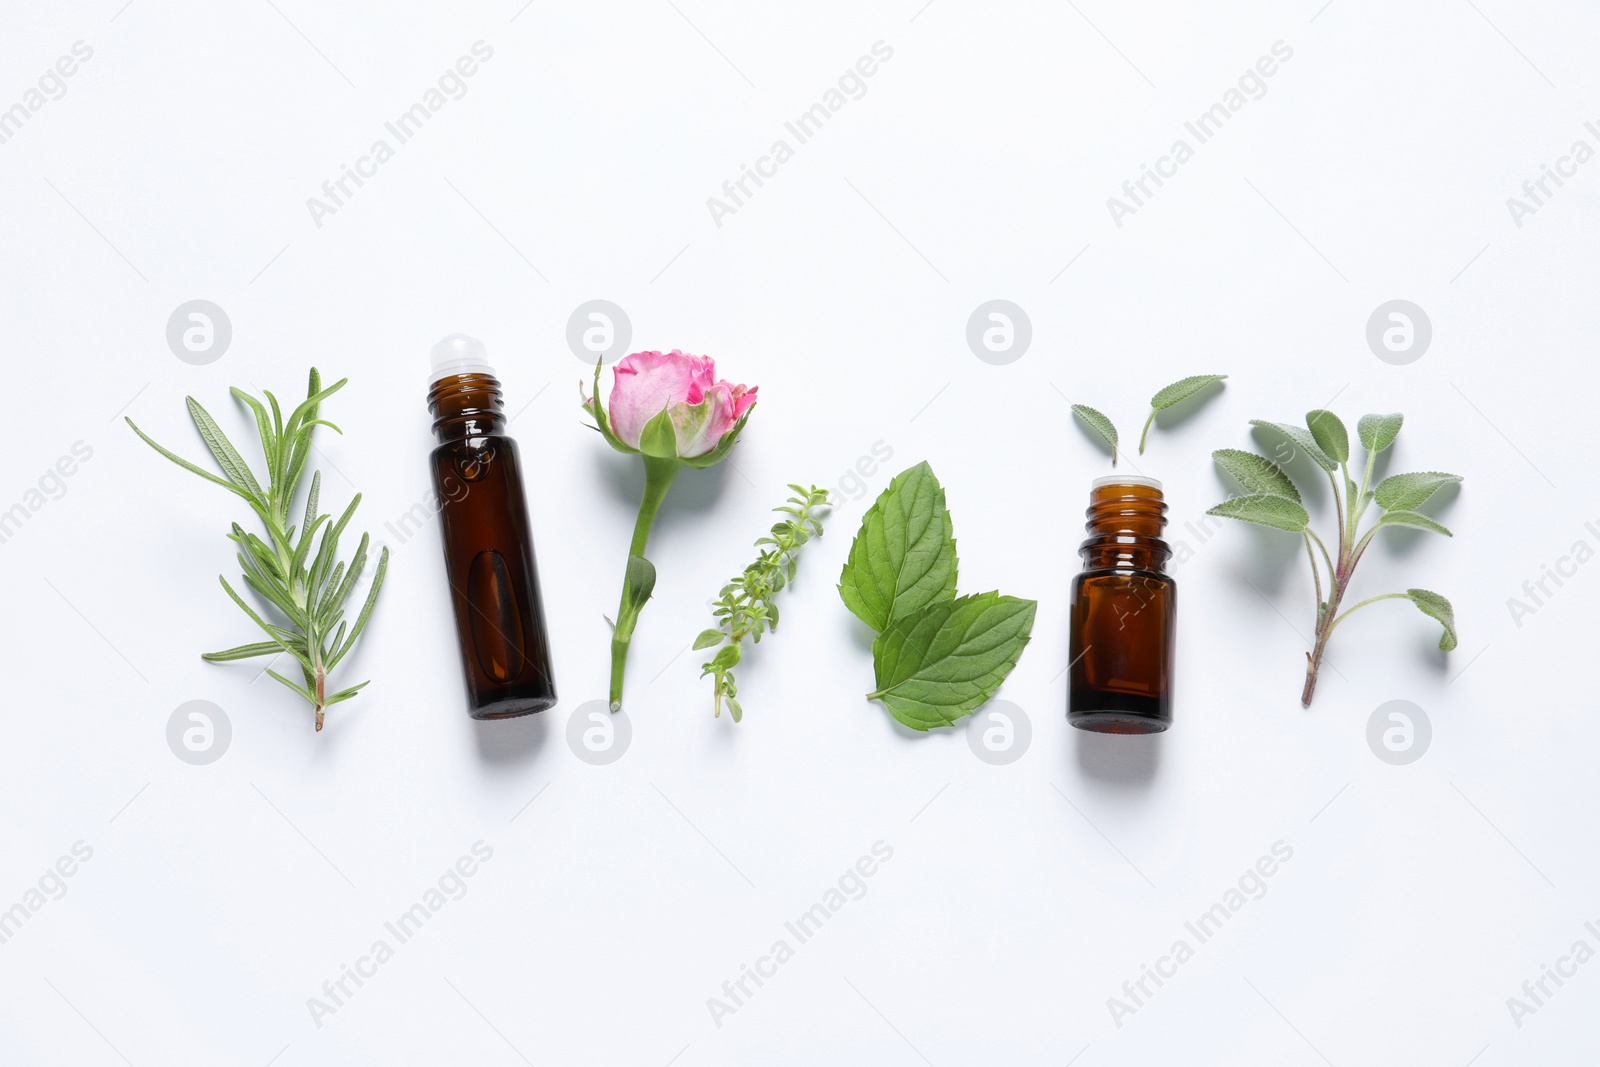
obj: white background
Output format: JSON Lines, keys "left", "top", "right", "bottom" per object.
{"left": 0, "top": 1, "right": 1595, "bottom": 1063}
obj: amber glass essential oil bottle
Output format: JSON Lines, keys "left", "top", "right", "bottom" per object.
{"left": 426, "top": 335, "right": 557, "bottom": 719}
{"left": 1068, "top": 476, "right": 1176, "bottom": 733}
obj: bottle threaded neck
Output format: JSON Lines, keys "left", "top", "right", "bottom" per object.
{"left": 428, "top": 373, "right": 505, "bottom": 442}
{"left": 1080, "top": 479, "right": 1171, "bottom": 571}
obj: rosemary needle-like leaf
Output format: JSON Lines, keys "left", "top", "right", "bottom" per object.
{"left": 129, "top": 369, "right": 388, "bottom": 732}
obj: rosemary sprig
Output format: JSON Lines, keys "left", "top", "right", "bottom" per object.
{"left": 126, "top": 368, "right": 389, "bottom": 731}
{"left": 695, "top": 485, "right": 831, "bottom": 722}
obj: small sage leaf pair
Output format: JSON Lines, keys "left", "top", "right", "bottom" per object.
{"left": 1072, "top": 374, "right": 1227, "bottom": 465}
{"left": 839, "top": 462, "right": 1035, "bottom": 731}
{"left": 1208, "top": 409, "right": 1460, "bottom": 705}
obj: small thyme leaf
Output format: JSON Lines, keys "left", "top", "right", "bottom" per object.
{"left": 701, "top": 484, "right": 831, "bottom": 721}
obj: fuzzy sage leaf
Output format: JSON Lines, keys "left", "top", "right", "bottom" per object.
{"left": 1071, "top": 405, "right": 1119, "bottom": 465}
{"left": 1374, "top": 471, "right": 1462, "bottom": 512}
{"left": 1305, "top": 410, "right": 1350, "bottom": 465}
{"left": 1206, "top": 493, "right": 1310, "bottom": 532}
{"left": 1140, "top": 374, "right": 1227, "bottom": 453}
{"left": 1212, "top": 448, "right": 1301, "bottom": 503}
{"left": 1249, "top": 419, "right": 1337, "bottom": 472}
{"left": 1357, "top": 413, "right": 1403, "bottom": 453}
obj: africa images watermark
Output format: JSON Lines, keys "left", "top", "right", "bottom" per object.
{"left": 306, "top": 841, "right": 494, "bottom": 1028}
{"left": 1505, "top": 120, "right": 1600, "bottom": 229}
{"left": 1505, "top": 919, "right": 1600, "bottom": 1029}
{"left": 0, "top": 440, "right": 94, "bottom": 548}
{"left": 305, "top": 41, "right": 495, "bottom": 229}
{"left": 0, "top": 841, "right": 95, "bottom": 948}
{"left": 1504, "top": 518, "right": 1599, "bottom": 628}
{"left": 706, "top": 840, "right": 895, "bottom": 1028}
{"left": 1106, "top": 840, "right": 1294, "bottom": 1028}
{"left": 0, "top": 40, "right": 94, "bottom": 148}
{"left": 706, "top": 41, "right": 895, "bottom": 228}
{"left": 1106, "top": 40, "right": 1295, "bottom": 228}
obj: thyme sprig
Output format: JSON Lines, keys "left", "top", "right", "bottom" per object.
{"left": 695, "top": 485, "right": 831, "bottom": 722}
{"left": 126, "top": 368, "right": 388, "bottom": 731}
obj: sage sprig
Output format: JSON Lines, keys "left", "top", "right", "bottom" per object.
{"left": 1208, "top": 410, "right": 1459, "bottom": 706}
{"left": 695, "top": 485, "right": 831, "bottom": 722}
{"left": 126, "top": 369, "right": 389, "bottom": 731}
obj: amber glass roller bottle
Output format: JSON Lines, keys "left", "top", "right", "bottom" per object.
{"left": 426, "top": 335, "right": 557, "bottom": 719}
{"left": 1068, "top": 476, "right": 1176, "bottom": 733}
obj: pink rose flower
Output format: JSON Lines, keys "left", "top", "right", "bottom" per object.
{"left": 607, "top": 350, "right": 757, "bottom": 459}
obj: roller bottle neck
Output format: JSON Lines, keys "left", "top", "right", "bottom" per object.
{"left": 427, "top": 373, "right": 506, "bottom": 443}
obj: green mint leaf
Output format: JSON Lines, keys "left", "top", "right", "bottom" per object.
{"left": 692, "top": 628, "right": 724, "bottom": 651}
{"left": 868, "top": 592, "right": 1036, "bottom": 731}
{"left": 1071, "top": 405, "right": 1119, "bottom": 465}
{"left": 1406, "top": 588, "right": 1458, "bottom": 651}
{"left": 1207, "top": 493, "right": 1310, "bottom": 532}
{"left": 1211, "top": 448, "right": 1300, "bottom": 503}
{"left": 1374, "top": 471, "right": 1461, "bottom": 512}
{"left": 1151, "top": 374, "right": 1227, "bottom": 411}
{"left": 1375, "top": 510, "right": 1452, "bottom": 536}
{"left": 1305, "top": 410, "right": 1350, "bottom": 464}
{"left": 1250, "top": 419, "right": 1337, "bottom": 472}
{"left": 839, "top": 461, "right": 958, "bottom": 633}
{"left": 1357, "top": 413, "right": 1403, "bottom": 454}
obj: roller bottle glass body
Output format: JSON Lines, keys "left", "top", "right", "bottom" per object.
{"left": 1068, "top": 477, "right": 1176, "bottom": 734}
{"left": 427, "top": 370, "right": 557, "bottom": 719}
